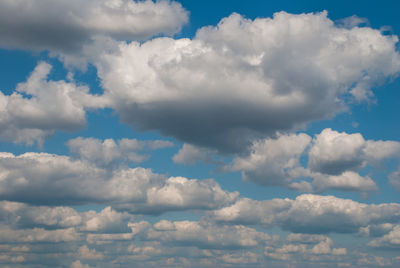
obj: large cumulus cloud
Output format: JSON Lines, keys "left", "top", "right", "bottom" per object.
{"left": 93, "top": 11, "right": 400, "bottom": 152}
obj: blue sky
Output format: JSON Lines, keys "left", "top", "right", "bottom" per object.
{"left": 0, "top": 1, "right": 400, "bottom": 267}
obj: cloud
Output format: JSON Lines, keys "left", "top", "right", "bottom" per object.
{"left": 0, "top": 152, "right": 237, "bottom": 213}
{"left": 172, "top": 143, "right": 217, "bottom": 166}
{"left": 230, "top": 133, "right": 311, "bottom": 187}
{"left": 229, "top": 128, "right": 399, "bottom": 192}
{"left": 308, "top": 128, "right": 400, "bottom": 175}
{"left": 389, "top": 169, "right": 400, "bottom": 192}
{"left": 0, "top": 225, "right": 80, "bottom": 243}
{"left": 116, "top": 176, "right": 239, "bottom": 214}
{"left": 71, "top": 260, "right": 91, "bottom": 268}
{"left": 211, "top": 194, "right": 400, "bottom": 234}
{"left": 368, "top": 225, "right": 400, "bottom": 248}
{"left": 0, "top": 201, "right": 135, "bottom": 233}
{"left": 0, "top": 62, "right": 107, "bottom": 145}
{"left": 0, "top": 0, "right": 188, "bottom": 53}
{"left": 93, "top": 11, "right": 400, "bottom": 152}
{"left": 77, "top": 245, "right": 104, "bottom": 260}
{"left": 310, "top": 171, "right": 378, "bottom": 193}
{"left": 68, "top": 137, "right": 173, "bottom": 166}
{"left": 265, "top": 235, "right": 347, "bottom": 261}
{"left": 145, "top": 220, "right": 272, "bottom": 249}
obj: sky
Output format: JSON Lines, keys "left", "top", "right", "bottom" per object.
{"left": 0, "top": 0, "right": 400, "bottom": 267}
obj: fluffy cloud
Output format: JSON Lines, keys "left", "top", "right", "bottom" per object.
{"left": 77, "top": 245, "right": 104, "bottom": 260}
{"left": 265, "top": 234, "right": 347, "bottom": 261}
{"left": 0, "top": 0, "right": 188, "bottom": 53}
{"left": 0, "top": 62, "right": 107, "bottom": 145}
{"left": 0, "top": 201, "right": 135, "bottom": 233}
{"left": 368, "top": 225, "right": 400, "bottom": 248}
{"left": 309, "top": 128, "right": 400, "bottom": 175}
{"left": 230, "top": 133, "right": 311, "bottom": 187}
{"left": 68, "top": 137, "right": 173, "bottom": 166}
{"left": 93, "top": 11, "right": 400, "bottom": 152}
{"left": 71, "top": 260, "right": 91, "bottom": 268}
{"left": 0, "top": 225, "right": 80, "bottom": 243}
{"left": 0, "top": 152, "right": 237, "bottom": 213}
{"left": 115, "top": 176, "right": 238, "bottom": 214}
{"left": 172, "top": 143, "right": 217, "bottom": 166}
{"left": 145, "top": 220, "right": 272, "bottom": 249}
{"left": 229, "top": 128, "right": 399, "bottom": 192}
{"left": 211, "top": 194, "right": 400, "bottom": 234}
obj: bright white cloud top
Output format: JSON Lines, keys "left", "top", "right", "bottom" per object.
{"left": 0, "top": 1, "right": 399, "bottom": 267}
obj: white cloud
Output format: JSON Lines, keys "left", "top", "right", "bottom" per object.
{"left": 77, "top": 245, "right": 104, "bottom": 260}
{"left": 211, "top": 194, "right": 400, "bottom": 234}
{"left": 229, "top": 128, "right": 399, "bottom": 192}
{"left": 0, "top": 225, "right": 80, "bottom": 243}
{"left": 310, "top": 171, "right": 378, "bottom": 193}
{"left": 0, "top": 0, "right": 188, "bottom": 53}
{"left": 117, "top": 176, "right": 239, "bottom": 214}
{"left": 273, "top": 235, "right": 347, "bottom": 256}
{"left": 172, "top": 143, "right": 217, "bottom": 166}
{"left": 230, "top": 133, "right": 311, "bottom": 186}
{"left": 309, "top": 128, "right": 400, "bottom": 175}
{"left": 368, "top": 225, "right": 400, "bottom": 248}
{"left": 145, "top": 220, "right": 272, "bottom": 249}
{"left": 68, "top": 137, "right": 173, "bottom": 166}
{"left": 71, "top": 260, "right": 91, "bottom": 268}
{"left": 0, "top": 201, "right": 135, "bottom": 234}
{"left": 0, "top": 62, "right": 107, "bottom": 145}
{"left": 80, "top": 207, "right": 134, "bottom": 233}
{"left": 93, "top": 11, "right": 400, "bottom": 152}
{"left": 0, "top": 152, "right": 237, "bottom": 213}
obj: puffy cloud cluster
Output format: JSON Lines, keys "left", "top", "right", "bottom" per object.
{"left": 0, "top": 0, "right": 188, "bottom": 53}
{"left": 0, "top": 201, "right": 135, "bottom": 233}
{"left": 145, "top": 220, "right": 272, "bottom": 249}
{"left": 0, "top": 152, "right": 238, "bottom": 213}
{"left": 92, "top": 11, "right": 400, "bottom": 152}
{"left": 211, "top": 194, "right": 400, "bottom": 234}
{"left": 309, "top": 128, "right": 400, "bottom": 175}
{"left": 265, "top": 234, "right": 347, "bottom": 261}
{"left": 230, "top": 128, "right": 400, "bottom": 192}
{"left": 0, "top": 62, "right": 108, "bottom": 145}
{"left": 0, "top": 190, "right": 398, "bottom": 266}
{"left": 368, "top": 225, "right": 400, "bottom": 249}
{"left": 68, "top": 137, "right": 173, "bottom": 166}
{"left": 172, "top": 143, "right": 217, "bottom": 166}
{"left": 230, "top": 133, "right": 311, "bottom": 187}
